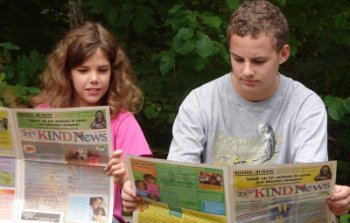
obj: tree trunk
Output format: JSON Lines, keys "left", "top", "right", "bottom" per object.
{"left": 69, "top": 0, "right": 87, "bottom": 28}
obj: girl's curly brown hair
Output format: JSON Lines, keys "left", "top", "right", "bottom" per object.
{"left": 32, "top": 21, "right": 143, "bottom": 116}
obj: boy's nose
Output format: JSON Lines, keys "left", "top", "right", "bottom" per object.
{"left": 242, "top": 62, "right": 254, "bottom": 76}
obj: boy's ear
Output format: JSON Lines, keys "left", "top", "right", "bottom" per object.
{"left": 279, "top": 44, "right": 290, "bottom": 64}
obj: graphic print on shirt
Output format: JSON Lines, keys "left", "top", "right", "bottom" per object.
{"left": 213, "top": 123, "right": 280, "bottom": 165}
{"left": 254, "top": 123, "right": 276, "bottom": 164}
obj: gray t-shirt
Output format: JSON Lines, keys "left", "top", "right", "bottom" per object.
{"left": 168, "top": 73, "right": 328, "bottom": 165}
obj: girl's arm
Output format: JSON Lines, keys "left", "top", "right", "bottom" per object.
{"left": 104, "top": 150, "right": 126, "bottom": 187}
{"left": 121, "top": 180, "right": 142, "bottom": 212}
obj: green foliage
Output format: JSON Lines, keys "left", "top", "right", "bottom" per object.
{"left": 339, "top": 214, "right": 350, "bottom": 223}
{"left": 4, "top": 49, "right": 45, "bottom": 86}
{"left": 226, "top": 0, "right": 242, "bottom": 11}
{"left": 87, "top": 0, "right": 158, "bottom": 35}
{"left": 0, "top": 0, "right": 68, "bottom": 54}
{"left": 0, "top": 43, "right": 41, "bottom": 107}
{"left": 0, "top": 72, "right": 40, "bottom": 108}
{"left": 324, "top": 96, "right": 350, "bottom": 121}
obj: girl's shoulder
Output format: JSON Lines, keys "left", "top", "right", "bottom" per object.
{"left": 112, "top": 110, "right": 132, "bottom": 119}
{"left": 36, "top": 102, "right": 50, "bottom": 109}
{"left": 111, "top": 111, "right": 135, "bottom": 125}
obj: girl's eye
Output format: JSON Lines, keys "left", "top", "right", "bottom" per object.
{"left": 98, "top": 69, "right": 109, "bottom": 73}
{"left": 76, "top": 68, "right": 88, "bottom": 73}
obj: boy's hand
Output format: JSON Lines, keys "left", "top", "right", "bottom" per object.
{"left": 327, "top": 184, "right": 350, "bottom": 215}
{"left": 104, "top": 150, "right": 126, "bottom": 185}
{"left": 122, "top": 180, "right": 142, "bottom": 212}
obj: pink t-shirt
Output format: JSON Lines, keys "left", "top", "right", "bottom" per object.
{"left": 110, "top": 111, "right": 152, "bottom": 222}
{"left": 36, "top": 103, "right": 152, "bottom": 222}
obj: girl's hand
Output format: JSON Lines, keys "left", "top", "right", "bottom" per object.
{"left": 121, "top": 180, "right": 142, "bottom": 212}
{"left": 104, "top": 150, "right": 126, "bottom": 185}
{"left": 327, "top": 184, "right": 350, "bottom": 215}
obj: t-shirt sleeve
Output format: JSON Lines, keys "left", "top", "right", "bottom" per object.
{"left": 292, "top": 94, "right": 328, "bottom": 163}
{"left": 167, "top": 90, "right": 206, "bottom": 163}
{"left": 112, "top": 113, "right": 152, "bottom": 160}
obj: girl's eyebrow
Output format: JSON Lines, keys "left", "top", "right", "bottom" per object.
{"left": 77, "top": 63, "right": 110, "bottom": 68}
{"left": 98, "top": 64, "right": 110, "bottom": 67}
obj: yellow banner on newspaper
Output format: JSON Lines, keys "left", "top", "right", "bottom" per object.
{"left": 0, "top": 110, "right": 14, "bottom": 156}
{"left": 233, "top": 163, "right": 335, "bottom": 189}
{"left": 136, "top": 202, "right": 227, "bottom": 223}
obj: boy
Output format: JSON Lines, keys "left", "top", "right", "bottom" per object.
{"left": 123, "top": 0, "right": 350, "bottom": 216}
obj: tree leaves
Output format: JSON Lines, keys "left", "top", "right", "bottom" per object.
{"left": 172, "top": 28, "right": 195, "bottom": 54}
{"left": 324, "top": 95, "right": 350, "bottom": 121}
{"left": 225, "top": 0, "right": 241, "bottom": 11}
{"left": 159, "top": 51, "right": 174, "bottom": 75}
{"left": 196, "top": 33, "right": 214, "bottom": 58}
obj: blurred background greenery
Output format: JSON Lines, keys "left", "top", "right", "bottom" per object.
{"left": 1, "top": 0, "right": 349, "bottom": 199}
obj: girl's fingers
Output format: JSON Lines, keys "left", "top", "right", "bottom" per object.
{"left": 104, "top": 150, "right": 123, "bottom": 171}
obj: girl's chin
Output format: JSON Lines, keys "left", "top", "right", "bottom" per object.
{"left": 77, "top": 101, "right": 102, "bottom": 107}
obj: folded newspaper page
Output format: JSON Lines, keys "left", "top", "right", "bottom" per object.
{"left": 0, "top": 108, "right": 17, "bottom": 223}
{"left": 0, "top": 106, "right": 114, "bottom": 223}
{"left": 126, "top": 156, "right": 336, "bottom": 223}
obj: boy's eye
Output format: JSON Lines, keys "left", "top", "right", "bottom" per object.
{"left": 234, "top": 57, "right": 244, "bottom": 63}
{"left": 253, "top": 60, "right": 266, "bottom": 64}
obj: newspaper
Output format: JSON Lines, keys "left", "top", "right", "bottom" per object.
{"left": 126, "top": 156, "right": 337, "bottom": 223}
{"left": 0, "top": 106, "right": 114, "bottom": 223}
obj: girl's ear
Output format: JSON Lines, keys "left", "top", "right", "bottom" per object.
{"left": 279, "top": 44, "right": 290, "bottom": 64}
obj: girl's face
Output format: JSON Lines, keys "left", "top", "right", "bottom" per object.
{"left": 146, "top": 177, "right": 156, "bottom": 184}
{"left": 71, "top": 48, "right": 111, "bottom": 107}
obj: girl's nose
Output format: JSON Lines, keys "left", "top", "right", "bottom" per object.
{"left": 90, "top": 72, "right": 98, "bottom": 83}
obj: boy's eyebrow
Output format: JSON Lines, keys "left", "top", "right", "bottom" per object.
{"left": 230, "top": 52, "right": 268, "bottom": 60}
{"left": 230, "top": 52, "right": 241, "bottom": 57}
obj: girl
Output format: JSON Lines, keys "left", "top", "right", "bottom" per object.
{"left": 32, "top": 21, "right": 152, "bottom": 223}
{"left": 143, "top": 174, "right": 160, "bottom": 197}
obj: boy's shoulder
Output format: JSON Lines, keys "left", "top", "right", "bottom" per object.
{"left": 189, "top": 73, "right": 231, "bottom": 98}
{"left": 281, "top": 74, "right": 324, "bottom": 106}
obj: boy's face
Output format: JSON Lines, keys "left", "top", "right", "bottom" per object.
{"left": 229, "top": 33, "right": 289, "bottom": 101}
